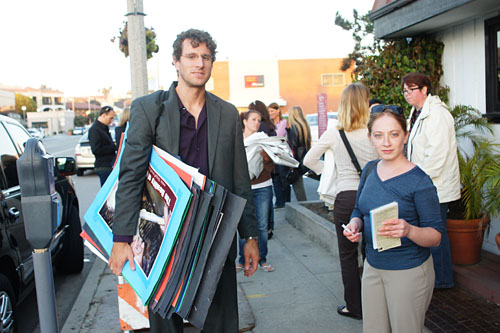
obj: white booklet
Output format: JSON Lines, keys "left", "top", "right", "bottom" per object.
{"left": 370, "top": 201, "right": 401, "bottom": 252}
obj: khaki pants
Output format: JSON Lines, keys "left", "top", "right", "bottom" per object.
{"left": 362, "top": 256, "right": 434, "bottom": 333}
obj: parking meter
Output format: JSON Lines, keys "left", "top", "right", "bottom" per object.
{"left": 16, "top": 138, "right": 60, "bottom": 332}
{"left": 16, "top": 138, "right": 59, "bottom": 250}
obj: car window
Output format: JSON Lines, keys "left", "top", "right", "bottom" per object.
{"left": 0, "top": 124, "right": 21, "bottom": 189}
{"left": 3, "top": 122, "right": 31, "bottom": 155}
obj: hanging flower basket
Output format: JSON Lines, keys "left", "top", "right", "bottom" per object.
{"left": 111, "top": 22, "right": 159, "bottom": 60}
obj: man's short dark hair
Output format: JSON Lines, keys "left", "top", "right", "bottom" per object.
{"left": 99, "top": 106, "right": 114, "bottom": 116}
{"left": 172, "top": 29, "right": 217, "bottom": 62}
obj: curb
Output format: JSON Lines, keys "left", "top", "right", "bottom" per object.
{"left": 237, "top": 283, "right": 255, "bottom": 332}
{"left": 285, "top": 201, "right": 338, "bottom": 256}
{"left": 62, "top": 259, "right": 107, "bottom": 332}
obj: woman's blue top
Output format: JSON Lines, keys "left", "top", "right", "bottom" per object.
{"left": 351, "top": 160, "right": 444, "bottom": 270}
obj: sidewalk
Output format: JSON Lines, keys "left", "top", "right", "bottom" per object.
{"left": 62, "top": 204, "right": 365, "bottom": 332}
{"left": 62, "top": 202, "right": 499, "bottom": 332}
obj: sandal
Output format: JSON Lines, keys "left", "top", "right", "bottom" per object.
{"left": 236, "top": 264, "right": 244, "bottom": 273}
{"left": 260, "top": 262, "right": 275, "bottom": 272}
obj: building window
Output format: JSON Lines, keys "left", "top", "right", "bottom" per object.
{"left": 54, "top": 97, "right": 63, "bottom": 105}
{"left": 42, "top": 96, "right": 52, "bottom": 105}
{"left": 32, "top": 96, "right": 37, "bottom": 103}
{"left": 485, "top": 15, "right": 500, "bottom": 122}
{"left": 321, "top": 73, "right": 345, "bottom": 87}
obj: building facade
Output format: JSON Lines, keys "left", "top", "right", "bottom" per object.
{"left": 369, "top": 0, "right": 500, "bottom": 253}
{"left": 208, "top": 58, "right": 353, "bottom": 114}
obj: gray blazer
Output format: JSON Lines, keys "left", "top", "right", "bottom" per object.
{"left": 113, "top": 82, "right": 258, "bottom": 239}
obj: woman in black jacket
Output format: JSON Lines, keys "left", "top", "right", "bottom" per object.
{"left": 286, "top": 106, "right": 311, "bottom": 201}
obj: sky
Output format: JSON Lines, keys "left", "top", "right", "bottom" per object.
{"left": 0, "top": 0, "right": 373, "bottom": 97}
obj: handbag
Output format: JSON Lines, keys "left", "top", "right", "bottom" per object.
{"left": 339, "top": 129, "right": 362, "bottom": 176}
{"left": 286, "top": 167, "right": 301, "bottom": 184}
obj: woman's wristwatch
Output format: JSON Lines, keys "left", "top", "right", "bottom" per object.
{"left": 245, "top": 236, "right": 258, "bottom": 241}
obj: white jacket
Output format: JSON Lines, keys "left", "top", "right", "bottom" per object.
{"left": 407, "top": 95, "right": 461, "bottom": 203}
{"left": 304, "top": 127, "right": 377, "bottom": 209}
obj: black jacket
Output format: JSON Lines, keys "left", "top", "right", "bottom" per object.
{"left": 89, "top": 120, "right": 116, "bottom": 169}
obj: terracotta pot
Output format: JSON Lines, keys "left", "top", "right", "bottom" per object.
{"left": 446, "top": 216, "right": 490, "bottom": 265}
{"left": 496, "top": 232, "right": 500, "bottom": 251}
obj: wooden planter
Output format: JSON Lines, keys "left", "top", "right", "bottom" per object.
{"left": 447, "top": 216, "right": 490, "bottom": 265}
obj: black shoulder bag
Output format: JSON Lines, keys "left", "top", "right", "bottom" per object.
{"left": 339, "top": 129, "right": 362, "bottom": 176}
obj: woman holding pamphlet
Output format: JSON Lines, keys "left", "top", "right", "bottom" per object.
{"left": 236, "top": 110, "right": 276, "bottom": 272}
{"left": 304, "top": 83, "right": 378, "bottom": 320}
{"left": 344, "top": 106, "right": 443, "bottom": 333}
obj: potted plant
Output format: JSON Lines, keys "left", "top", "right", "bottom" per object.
{"left": 447, "top": 105, "right": 500, "bottom": 264}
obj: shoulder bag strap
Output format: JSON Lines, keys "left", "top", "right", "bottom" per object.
{"left": 339, "top": 129, "right": 362, "bottom": 176}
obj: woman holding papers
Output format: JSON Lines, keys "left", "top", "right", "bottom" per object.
{"left": 236, "top": 110, "right": 276, "bottom": 272}
{"left": 344, "top": 106, "right": 443, "bottom": 333}
{"left": 304, "top": 83, "right": 378, "bottom": 320}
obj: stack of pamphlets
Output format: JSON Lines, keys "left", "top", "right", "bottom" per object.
{"left": 81, "top": 129, "right": 247, "bottom": 329}
{"left": 369, "top": 201, "right": 402, "bottom": 252}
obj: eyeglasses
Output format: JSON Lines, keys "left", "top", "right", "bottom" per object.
{"left": 370, "top": 104, "right": 404, "bottom": 115}
{"left": 182, "top": 53, "right": 212, "bottom": 62}
{"left": 402, "top": 87, "right": 420, "bottom": 94}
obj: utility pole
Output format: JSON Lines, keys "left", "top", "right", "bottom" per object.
{"left": 126, "top": 0, "right": 148, "bottom": 99}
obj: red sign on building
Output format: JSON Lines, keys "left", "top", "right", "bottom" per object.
{"left": 244, "top": 75, "right": 264, "bottom": 88}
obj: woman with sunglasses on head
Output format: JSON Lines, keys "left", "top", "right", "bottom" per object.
{"left": 304, "top": 82, "right": 378, "bottom": 320}
{"left": 344, "top": 106, "right": 443, "bottom": 333}
{"left": 402, "top": 72, "right": 460, "bottom": 289}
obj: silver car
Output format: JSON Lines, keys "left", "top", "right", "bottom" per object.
{"left": 75, "top": 129, "right": 115, "bottom": 176}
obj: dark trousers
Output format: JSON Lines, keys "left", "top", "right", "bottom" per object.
{"left": 271, "top": 169, "right": 286, "bottom": 208}
{"left": 430, "top": 202, "right": 454, "bottom": 288}
{"left": 95, "top": 168, "right": 112, "bottom": 186}
{"left": 148, "top": 246, "right": 239, "bottom": 332}
{"left": 333, "top": 190, "right": 363, "bottom": 317}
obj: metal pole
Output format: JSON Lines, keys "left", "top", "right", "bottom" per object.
{"left": 127, "top": 0, "right": 148, "bottom": 99}
{"left": 33, "top": 248, "right": 59, "bottom": 333}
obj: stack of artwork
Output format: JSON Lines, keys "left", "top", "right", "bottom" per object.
{"left": 81, "top": 131, "right": 247, "bottom": 329}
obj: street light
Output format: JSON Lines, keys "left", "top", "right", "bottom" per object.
{"left": 21, "top": 105, "right": 27, "bottom": 123}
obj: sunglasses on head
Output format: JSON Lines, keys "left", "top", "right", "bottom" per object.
{"left": 371, "top": 104, "right": 404, "bottom": 115}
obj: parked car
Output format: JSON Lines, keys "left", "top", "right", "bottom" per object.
{"left": 0, "top": 115, "right": 84, "bottom": 331}
{"left": 73, "top": 127, "right": 85, "bottom": 135}
{"left": 306, "top": 112, "right": 338, "bottom": 143}
{"left": 27, "top": 127, "right": 44, "bottom": 139}
{"left": 75, "top": 128, "right": 115, "bottom": 176}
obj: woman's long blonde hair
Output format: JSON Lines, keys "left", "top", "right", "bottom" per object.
{"left": 337, "top": 82, "right": 370, "bottom": 132}
{"left": 119, "top": 107, "right": 130, "bottom": 127}
{"left": 288, "top": 106, "right": 311, "bottom": 149}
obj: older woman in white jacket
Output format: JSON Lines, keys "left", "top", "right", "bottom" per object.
{"left": 304, "top": 83, "right": 378, "bottom": 320}
{"left": 402, "top": 72, "right": 461, "bottom": 289}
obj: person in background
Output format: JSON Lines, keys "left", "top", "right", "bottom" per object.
{"left": 286, "top": 106, "right": 311, "bottom": 202}
{"left": 249, "top": 100, "right": 276, "bottom": 136}
{"left": 304, "top": 83, "right": 378, "bottom": 320}
{"left": 237, "top": 110, "right": 276, "bottom": 272}
{"left": 402, "top": 72, "right": 460, "bottom": 289}
{"left": 268, "top": 102, "right": 287, "bottom": 137}
{"left": 345, "top": 106, "right": 443, "bottom": 333}
{"left": 88, "top": 105, "right": 117, "bottom": 186}
{"left": 369, "top": 98, "right": 383, "bottom": 112}
{"left": 249, "top": 100, "right": 276, "bottom": 238}
{"left": 267, "top": 102, "right": 288, "bottom": 239}
{"left": 115, "top": 106, "right": 130, "bottom": 145}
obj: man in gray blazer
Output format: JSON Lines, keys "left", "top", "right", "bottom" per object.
{"left": 108, "top": 29, "right": 260, "bottom": 332}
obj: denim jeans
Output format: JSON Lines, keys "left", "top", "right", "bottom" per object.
{"left": 96, "top": 168, "right": 112, "bottom": 187}
{"left": 238, "top": 185, "right": 273, "bottom": 265}
{"left": 430, "top": 202, "right": 454, "bottom": 288}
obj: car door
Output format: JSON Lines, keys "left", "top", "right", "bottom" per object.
{"left": 0, "top": 121, "right": 34, "bottom": 285}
